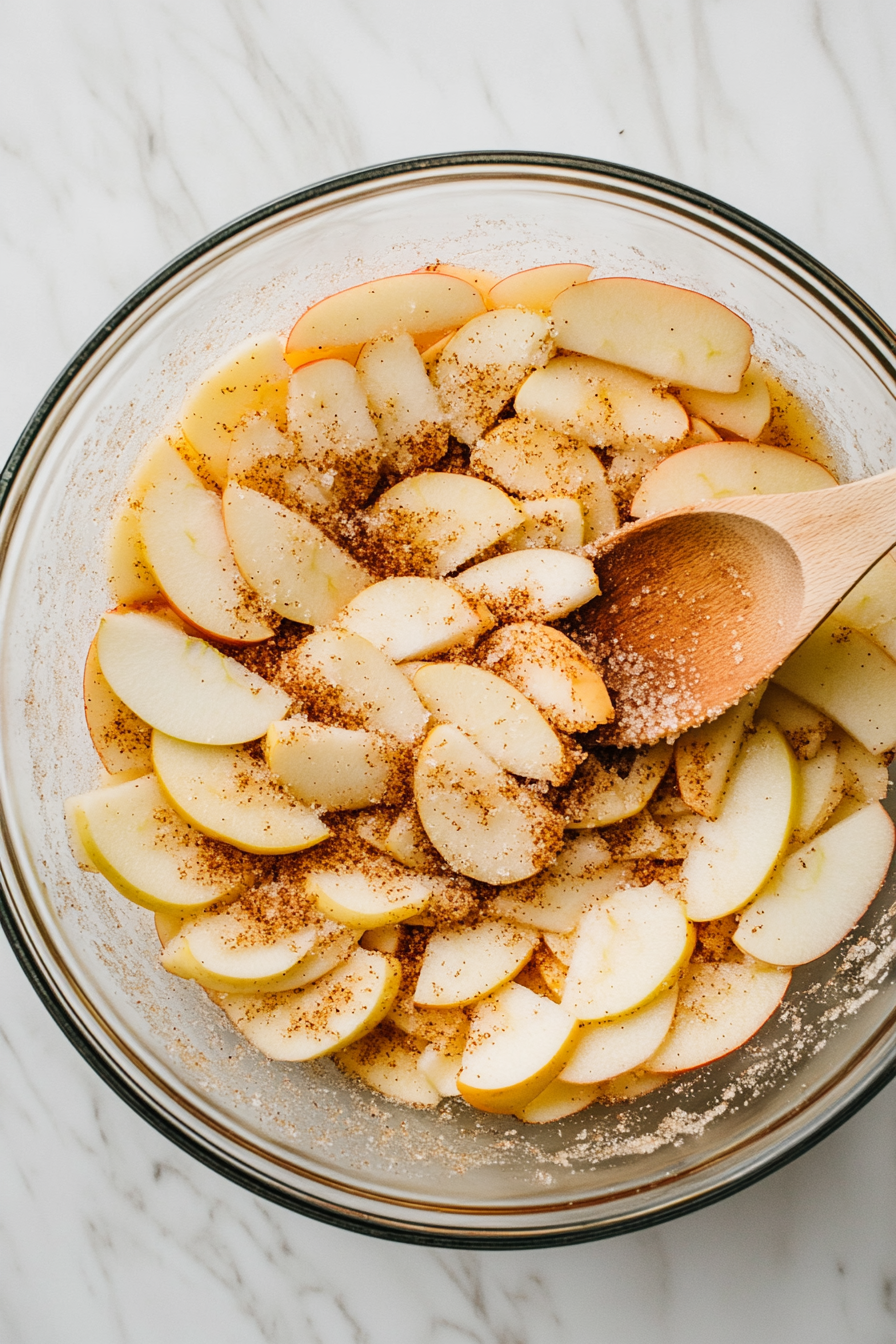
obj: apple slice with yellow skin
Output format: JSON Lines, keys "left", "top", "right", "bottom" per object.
{"left": 832, "top": 553, "right": 896, "bottom": 657}
{"left": 151, "top": 731, "right": 330, "bottom": 855}
{"left": 367, "top": 472, "right": 522, "bottom": 577}
{"left": 97, "top": 609, "right": 289, "bottom": 745}
{"left": 432, "top": 308, "right": 554, "bottom": 445}
{"left": 282, "top": 627, "right": 430, "bottom": 745}
{"left": 140, "top": 472, "right": 275, "bottom": 644}
{"left": 71, "top": 774, "right": 249, "bottom": 914}
{"left": 774, "top": 618, "right": 896, "bottom": 755}
{"left": 470, "top": 418, "right": 618, "bottom": 543}
{"left": 284, "top": 271, "right": 485, "bottom": 369}
{"left": 677, "top": 359, "right": 771, "bottom": 440}
{"left": 758, "top": 683, "right": 831, "bottom": 759}
{"left": 83, "top": 637, "right": 153, "bottom": 774}
{"left": 559, "top": 983, "right": 679, "bottom": 1084}
{"left": 106, "top": 436, "right": 195, "bottom": 603}
{"left": 674, "top": 686, "right": 763, "bottom": 820}
{"left": 478, "top": 622, "right": 613, "bottom": 733}
{"left": 413, "top": 662, "right": 573, "bottom": 785}
{"left": 682, "top": 721, "right": 797, "bottom": 922}
{"left": 631, "top": 441, "right": 837, "bottom": 518}
{"left": 561, "top": 883, "right": 693, "bottom": 1022}
{"left": 413, "top": 919, "right": 538, "bottom": 1007}
{"left": 286, "top": 358, "right": 385, "bottom": 507}
{"left": 792, "top": 737, "right": 843, "bottom": 844}
{"left": 488, "top": 263, "right": 593, "bottom": 313}
{"left": 509, "top": 498, "right": 584, "bottom": 551}
{"left": 515, "top": 354, "right": 689, "bottom": 450}
{"left": 355, "top": 332, "right": 449, "bottom": 475}
{"left": 492, "top": 864, "right": 631, "bottom": 934}
{"left": 733, "top": 802, "right": 895, "bottom": 966}
{"left": 515, "top": 1078, "right": 602, "bottom": 1123}
{"left": 457, "top": 981, "right": 579, "bottom": 1115}
{"left": 413, "top": 725, "right": 564, "bottom": 884}
{"left": 598, "top": 1069, "right": 668, "bottom": 1101}
{"left": 333, "top": 576, "right": 494, "bottom": 663}
{"left": 452, "top": 550, "right": 600, "bottom": 622}
{"left": 178, "top": 334, "right": 292, "bottom": 486}
{"left": 304, "top": 869, "right": 436, "bottom": 930}
{"left": 222, "top": 483, "right": 371, "bottom": 626}
{"left": 217, "top": 946, "right": 400, "bottom": 1061}
{"left": 564, "top": 742, "right": 673, "bottom": 829}
{"left": 161, "top": 907, "right": 319, "bottom": 993}
{"left": 645, "top": 961, "right": 791, "bottom": 1073}
{"left": 419, "top": 1037, "right": 467, "bottom": 1098}
{"left": 552, "top": 277, "right": 753, "bottom": 393}
{"left": 265, "top": 719, "right": 395, "bottom": 810}
{"left": 336, "top": 1023, "right": 440, "bottom": 1107}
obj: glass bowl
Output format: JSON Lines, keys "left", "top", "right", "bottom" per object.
{"left": 3, "top": 152, "right": 896, "bottom": 1249}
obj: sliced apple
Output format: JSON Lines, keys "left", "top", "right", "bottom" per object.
{"left": 792, "top": 737, "right": 843, "bottom": 843}
{"left": 515, "top": 1078, "right": 602, "bottom": 1123}
{"left": 284, "top": 271, "right": 485, "bottom": 369}
{"left": 432, "top": 308, "right": 553, "bottom": 445}
{"left": 151, "top": 731, "right": 330, "bottom": 854}
{"left": 418, "top": 1036, "right": 467, "bottom": 1097}
{"left": 355, "top": 332, "right": 449, "bottom": 475}
{"left": 561, "top": 883, "right": 693, "bottom": 1021}
{"left": 366, "top": 471, "right": 522, "bottom": 577}
{"left": 452, "top": 550, "right": 600, "bottom": 622}
{"left": 833, "top": 552, "right": 896, "bottom": 653}
{"left": 488, "top": 263, "right": 593, "bottom": 313}
{"left": 478, "top": 622, "right": 613, "bottom": 733}
{"left": 677, "top": 359, "right": 771, "bottom": 440}
{"left": 70, "top": 774, "right": 248, "bottom": 914}
{"left": 552, "top": 277, "right": 753, "bottom": 393}
{"left": 227, "top": 415, "right": 334, "bottom": 516}
{"left": 336, "top": 1024, "right": 440, "bottom": 1107}
{"left": 470, "top": 417, "right": 618, "bottom": 543}
{"left": 106, "top": 436, "right": 194, "bottom": 603}
{"left": 835, "top": 730, "right": 890, "bottom": 804}
{"left": 774, "top": 618, "right": 896, "bottom": 755}
{"left": 413, "top": 662, "right": 573, "bottom": 784}
{"left": 305, "top": 869, "right": 436, "bottom": 929}
{"left": 281, "top": 628, "right": 429, "bottom": 744}
{"left": 598, "top": 1069, "right": 668, "bottom": 1101}
{"left": 413, "top": 919, "right": 538, "bottom": 1007}
{"left": 515, "top": 354, "right": 689, "bottom": 450}
{"left": 564, "top": 742, "right": 673, "bottom": 828}
{"left": 217, "top": 946, "right": 400, "bottom": 1061}
{"left": 630, "top": 441, "right": 837, "bottom": 518}
{"left": 333, "top": 576, "right": 494, "bottom": 663}
{"left": 178, "top": 334, "right": 292, "bottom": 485}
{"left": 356, "top": 805, "right": 436, "bottom": 871}
{"left": 286, "top": 358, "right": 384, "bottom": 506}
{"left": 508, "top": 498, "right": 584, "bottom": 551}
{"left": 161, "top": 906, "right": 321, "bottom": 993}
{"left": 265, "top": 719, "right": 395, "bottom": 810}
{"left": 83, "top": 637, "right": 153, "bottom": 774}
{"left": 759, "top": 683, "right": 831, "bottom": 760}
{"left": 674, "top": 687, "right": 763, "bottom": 820}
{"left": 560, "top": 983, "right": 679, "bottom": 1084}
{"left": 684, "top": 416, "right": 723, "bottom": 445}
{"left": 492, "top": 864, "right": 631, "bottom": 934}
{"left": 96, "top": 609, "right": 289, "bottom": 745}
{"left": 681, "top": 721, "right": 796, "bottom": 921}
{"left": 428, "top": 262, "right": 500, "bottom": 300}
{"left": 457, "top": 981, "right": 579, "bottom": 1115}
{"left": 734, "top": 802, "right": 894, "bottom": 966}
{"left": 645, "top": 961, "right": 791, "bottom": 1073}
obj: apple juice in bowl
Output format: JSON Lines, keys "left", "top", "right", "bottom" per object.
{"left": 6, "top": 159, "right": 896, "bottom": 1242}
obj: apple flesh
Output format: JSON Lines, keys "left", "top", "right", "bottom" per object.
{"left": 336, "top": 1024, "right": 441, "bottom": 1108}
{"left": 758, "top": 683, "right": 831, "bottom": 759}
{"left": 552, "top": 277, "right": 753, "bottom": 393}
{"left": 178, "top": 333, "right": 292, "bottom": 485}
{"left": 96, "top": 610, "right": 290, "bottom": 745}
{"left": 733, "top": 801, "right": 895, "bottom": 966}
{"left": 631, "top": 441, "right": 837, "bottom": 518}
{"left": 508, "top": 498, "right": 585, "bottom": 551}
{"left": 356, "top": 332, "right": 449, "bottom": 475}
{"left": 681, "top": 721, "right": 796, "bottom": 921}
{"left": 452, "top": 550, "right": 600, "bottom": 622}
{"left": 561, "top": 882, "right": 693, "bottom": 1021}
{"left": 834, "top": 730, "right": 890, "bottom": 804}
{"left": 333, "top": 576, "right": 494, "bottom": 663}
{"left": 284, "top": 271, "right": 485, "bottom": 368}
{"left": 457, "top": 981, "right": 579, "bottom": 1115}
{"left": 832, "top": 552, "right": 896, "bottom": 658}
{"left": 432, "top": 309, "right": 554, "bottom": 445}
{"left": 83, "top": 637, "right": 153, "bottom": 775}
{"left": 265, "top": 719, "right": 395, "bottom": 810}
{"left": 413, "top": 919, "right": 538, "bottom": 1007}
{"left": 413, "top": 661, "right": 573, "bottom": 784}
{"left": 366, "top": 471, "right": 522, "bottom": 577}
{"left": 677, "top": 359, "right": 771, "bottom": 440}
{"left": 645, "top": 961, "right": 791, "bottom": 1073}
{"left": 356, "top": 805, "right": 436, "bottom": 871}
{"left": 70, "top": 774, "right": 248, "bottom": 914}
{"left": 488, "top": 263, "right": 593, "bottom": 313}
{"left": 413, "top": 725, "right": 564, "bottom": 884}
{"left": 161, "top": 907, "right": 319, "bottom": 993}
{"left": 227, "top": 415, "right": 334, "bottom": 517}
{"left": 674, "top": 687, "right": 763, "bottom": 820}
{"left": 564, "top": 742, "right": 673, "bottom": 828}
{"left": 792, "top": 737, "right": 843, "bottom": 843}
{"left": 560, "top": 983, "right": 679, "bottom": 1084}
{"left": 418, "top": 1037, "right": 467, "bottom": 1098}
{"left": 492, "top": 864, "right": 631, "bottom": 934}
{"left": 305, "top": 869, "right": 436, "bottom": 930}
{"left": 286, "top": 358, "right": 385, "bottom": 506}
{"left": 106, "top": 436, "right": 192, "bottom": 604}
{"left": 477, "top": 622, "right": 613, "bottom": 733}
{"left": 151, "top": 730, "right": 331, "bottom": 854}
{"left": 514, "top": 1078, "right": 602, "bottom": 1123}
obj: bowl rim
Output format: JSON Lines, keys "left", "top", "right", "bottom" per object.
{"left": 4, "top": 149, "right": 896, "bottom": 1249}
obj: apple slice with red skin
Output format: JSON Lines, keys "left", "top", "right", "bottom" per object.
{"left": 284, "top": 271, "right": 485, "bottom": 369}
{"left": 552, "top": 277, "right": 753, "bottom": 393}
{"left": 488, "top": 263, "right": 593, "bottom": 313}
{"left": 677, "top": 359, "right": 771, "bottom": 440}
{"left": 631, "top": 441, "right": 837, "bottom": 518}
{"left": 645, "top": 961, "right": 791, "bottom": 1073}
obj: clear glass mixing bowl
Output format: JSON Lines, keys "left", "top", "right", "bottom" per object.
{"left": 3, "top": 152, "right": 896, "bottom": 1248}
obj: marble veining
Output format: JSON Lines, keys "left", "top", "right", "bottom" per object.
{"left": 5, "top": 1, "right": 896, "bottom": 1340}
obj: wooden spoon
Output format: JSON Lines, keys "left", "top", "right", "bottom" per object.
{"left": 567, "top": 468, "right": 896, "bottom": 746}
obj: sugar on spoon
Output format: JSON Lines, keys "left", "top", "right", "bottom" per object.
{"left": 567, "top": 468, "right": 896, "bottom": 747}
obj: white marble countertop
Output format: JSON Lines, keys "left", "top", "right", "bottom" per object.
{"left": 5, "top": 2, "right": 896, "bottom": 1339}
